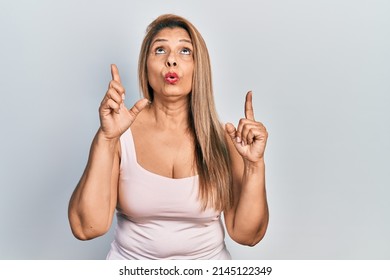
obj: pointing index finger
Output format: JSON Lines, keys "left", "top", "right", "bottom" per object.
{"left": 111, "top": 64, "right": 122, "bottom": 83}
{"left": 245, "top": 91, "right": 255, "bottom": 120}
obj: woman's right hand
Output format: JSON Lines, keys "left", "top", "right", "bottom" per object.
{"left": 98, "top": 64, "right": 149, "bottom": 140}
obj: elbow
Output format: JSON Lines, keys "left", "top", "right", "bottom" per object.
{"left": 70, "top": 225, "right": 93, "bottom": 241}
{"left": 233, "top": 232, "right": 266, "bottom": 247}
{"left": 247, "top": 231, "right": 267, "bottom": 247}
{"left": 71, "top": 230, "right": 90, "bottom": 241}
{"left": 247, "top": 223, "right": 269, "bottom": 246}
{"left": 230, "top": 223, "right": 269, "bottom": 247}
{"left": 68, "top": 213, "right": 109, "bottom": 241}
{"left": 70, "top": 224, "right": 108, "bottom": 241}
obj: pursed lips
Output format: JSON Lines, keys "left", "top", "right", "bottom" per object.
{"left": 164, "top": 72, "right": 179, "bottom": 84}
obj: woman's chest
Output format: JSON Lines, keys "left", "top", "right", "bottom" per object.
{"left": 132, "top": 126, "right": 196, "bottom": 179}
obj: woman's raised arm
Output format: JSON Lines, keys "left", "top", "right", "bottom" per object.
{"left": 224, "top": 91, "right": 269, "bottom": 246}
{"left": 68, "top": 64, "right": 149, "bottom": 240}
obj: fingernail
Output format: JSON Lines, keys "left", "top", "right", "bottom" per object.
{"left": 236, "top": 137, "right": 241, "bottom": 143}
{"left": 122, "top": 94, "right": 125, "bottom": 100}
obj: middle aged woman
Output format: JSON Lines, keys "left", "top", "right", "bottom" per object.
{"left": 68, "top": 14, "right": 269, "bottom": 259}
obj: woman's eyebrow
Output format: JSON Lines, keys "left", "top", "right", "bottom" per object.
{"left": 152, "top": 38, "right": 167, "bottom": 44}
{"left": 151, "top": 38, "right": 192, "bottom": 45}
{"left": 179, "top": 39, "right": 192, "bottom": 44}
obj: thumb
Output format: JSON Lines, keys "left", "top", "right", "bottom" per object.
{"left": 128, "top": 98, "right": 150, "bottom": 121}
{"left": 225, "top": 123, "right": 237, "bottom": 142}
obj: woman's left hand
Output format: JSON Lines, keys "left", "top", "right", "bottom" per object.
{"left": 226, "top": 91, "right": 268, "bottom": 164}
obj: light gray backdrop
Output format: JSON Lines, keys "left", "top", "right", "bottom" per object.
{"left": 1, "top": 0, "right": 389, "bottom": 259}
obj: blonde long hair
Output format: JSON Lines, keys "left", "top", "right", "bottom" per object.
{"left": 138, "top": 14, "right": 232, "bottom": 211}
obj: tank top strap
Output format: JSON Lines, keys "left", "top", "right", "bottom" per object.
{"left": 119, "top": 128, "right": 137, "bottom": 170}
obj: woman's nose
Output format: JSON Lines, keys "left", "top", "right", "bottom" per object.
{"left": 166, "top": 54, "right": 177, "bottom": 67}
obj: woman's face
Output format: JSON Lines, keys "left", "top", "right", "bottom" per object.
{"left": 147, "top": 27, "right": 194, "bottom": 100}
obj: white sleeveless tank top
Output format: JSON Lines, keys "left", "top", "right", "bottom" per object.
{"left": 106, "top": 128, "right": 231, "bottom": 259}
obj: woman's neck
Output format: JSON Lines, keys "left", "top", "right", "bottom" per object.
{"left": 148, "top": 95, "right": 191, "bottom": 131}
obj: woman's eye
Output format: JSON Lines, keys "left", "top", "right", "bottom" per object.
{"left": 180, "top": 48, "right": 192, "bottom": 55}
{"left": 155, "top": 47, "right": 166, "bottom": 54}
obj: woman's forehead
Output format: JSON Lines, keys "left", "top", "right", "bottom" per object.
{"left": 152, "top": 27, "right": 192, "bottom": 43}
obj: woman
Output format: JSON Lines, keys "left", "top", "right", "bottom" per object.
{"left": 68, "top": 14, "right": 269, "bottom": 259}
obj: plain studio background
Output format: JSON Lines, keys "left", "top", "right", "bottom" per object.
{"left": 0, "top": 0, "right": 389, "bottom": 259}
